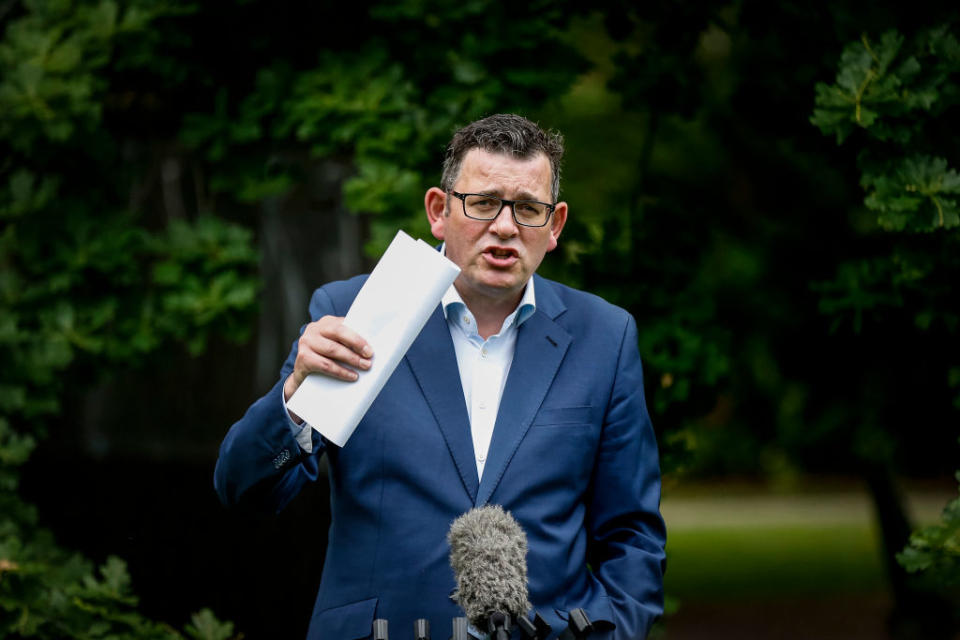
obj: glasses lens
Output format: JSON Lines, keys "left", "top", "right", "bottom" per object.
{"left": 512, "top": 200, "right": 549, "bottom": 226}
{"left": 462, "top": 195, "right": 549, "bottom": 226}
{"left": 463, "top": 195, "right": 502, "bottom": 220}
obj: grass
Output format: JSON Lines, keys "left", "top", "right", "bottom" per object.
{"left": 659, "top": 480, "right": 957, "bottom": 601}
{"left": 664, "top": 522, "right": 885, "bottom": 600}
{"left": 653, "top": 482, "right": 957, "bottom": 638}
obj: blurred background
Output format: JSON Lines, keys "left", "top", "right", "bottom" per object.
{"left": 1, "top": 1, "right": 958, "bottom": 638}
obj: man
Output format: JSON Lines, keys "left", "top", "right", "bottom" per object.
{"left": 215, "top": 114, "right": 666, "bottom": 639}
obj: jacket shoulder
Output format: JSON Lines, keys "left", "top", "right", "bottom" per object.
{"left": 536, "top": 276, "right": 632, "bottom": 327}
{"left": 308, "top": 274, "right": 369, "bottom": 319}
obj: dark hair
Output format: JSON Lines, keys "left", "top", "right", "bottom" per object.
{"left": 440, "top": 114, "right": 564, "bottom": 202}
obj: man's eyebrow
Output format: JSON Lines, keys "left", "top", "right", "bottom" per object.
{"left": 475, "top": 188, "right": 544, "bottom": 201}
{"left": 472, "top": 188, "right": 504, "bottom": 197}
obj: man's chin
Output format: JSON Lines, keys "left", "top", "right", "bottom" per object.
{"left": 478, "top": 279, "right": 527, "bottom": 301}
{"left": 459, "top": 275, "right": 517, "bottom": 298}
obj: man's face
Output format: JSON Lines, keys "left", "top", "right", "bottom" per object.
{"left": 425, "top": 148, "right": 567, "bottom": 309}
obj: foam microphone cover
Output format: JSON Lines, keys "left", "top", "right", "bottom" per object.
{"left": 447, "top": 504, "right": 531, "bottom": 628}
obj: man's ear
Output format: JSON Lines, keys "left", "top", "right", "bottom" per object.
{"left": 546, "top": 201, "right": 568, "bottom": 252}
{"left": 424, "top": 187, "right": 447, "bottom": 241}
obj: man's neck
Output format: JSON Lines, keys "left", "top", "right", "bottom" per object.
{"left": 455, "top": 281, "right": 525, "bottom": 340}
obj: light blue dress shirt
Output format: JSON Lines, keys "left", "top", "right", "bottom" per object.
{"left": 440, "top": 279, "right": 536, "bottom": 479}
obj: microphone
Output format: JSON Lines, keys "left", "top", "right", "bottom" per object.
{"left": 517, "top": 611, "right": 553, "bottom": 640}
{"left": 558, "top": 608, "right": 593, "bottom": 640}
{"left": 372, "top": 618, "right": 389, "bottom": 640}
{"left": 447, "top": 504, "right": 531, "bottom": 634}
{"left": 414, "top": 618, "right": 430, "bottom": 640}
{"left": 451, "top": 617, "right": 469, "bottom": 640}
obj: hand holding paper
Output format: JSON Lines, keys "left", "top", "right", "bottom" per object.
{"left": 287, "top": 230, "right": 460, "bottom": 447}
{"left": 283, "top": 315, "right": 373, "bottom": 404}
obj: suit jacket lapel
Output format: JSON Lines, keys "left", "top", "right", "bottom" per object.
{"left": 476, "top": 276, "right": 571, "bottom": 506}
{"left": 405, "top": 306, "right": 479, "bottom": 502}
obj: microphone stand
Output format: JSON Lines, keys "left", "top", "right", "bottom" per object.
{"left": 486, "top": 611, "right": 512, "bottom": 640}
{"left": 517, "top": 611, "right": 553, "bottom": 640}
{"left": 414, "top": 618, "right": 430, "bottom": 640}
{"left": 373, "top": 619, "right": 389, "bottom": 640}
{"left": 451, "top": 617, "right": 469, "bottom": 640}
{"left": 558, "top": 608, "right": 593, "bottom": 640}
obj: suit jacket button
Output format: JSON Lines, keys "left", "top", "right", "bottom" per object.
{"left": 273, "top": 448, "right": 291, "bottom": 469}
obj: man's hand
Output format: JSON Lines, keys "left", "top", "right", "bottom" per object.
{"left": 283, "top": 316, "right": 373, "bottom": 419}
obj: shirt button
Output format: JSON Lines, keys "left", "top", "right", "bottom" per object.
{"left": 481, "top": 348, "right": 488, "bottom": 358}
{"left": 478, "top": 454, "right": 486, "bottom": 463}
{"left": 478, "top": 400, "right": 487, "bottom": 410}
{"left": 464, "top": 316, "right": 471, "bottom": 325}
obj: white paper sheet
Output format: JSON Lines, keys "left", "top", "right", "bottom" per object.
{"left": 287, "top": 230, "right": 461, "bottom": 447}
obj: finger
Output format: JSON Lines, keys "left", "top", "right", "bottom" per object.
{"left": 315, "top": 317, "right": 373, "bottom": 358}
{"left": 301, "top": 331, "right": 372, "bottom": 371}
{"left": 295, "top": 347, "right": 361, "bottom": 382}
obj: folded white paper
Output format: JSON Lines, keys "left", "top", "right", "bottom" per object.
{"left": 287, "top": 230, "right": 461, "bottom": 447}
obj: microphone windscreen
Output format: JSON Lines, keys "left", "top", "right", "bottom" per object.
{"left": 447, "top": 504, "right": 531, "bottom": 628}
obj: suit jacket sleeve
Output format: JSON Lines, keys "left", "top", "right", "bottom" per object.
{"left": 583, "top": 313, "right": 666, "bottom": 639}
{"left": 213, "top": 286, "right": 342, "bottom": 512}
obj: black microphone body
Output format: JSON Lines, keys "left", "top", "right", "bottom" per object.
{"left": 558, "top": 608, "right": 594, "bottom": 640}
{"left": 518, "top": 611, "right": 553, "bottom": 640}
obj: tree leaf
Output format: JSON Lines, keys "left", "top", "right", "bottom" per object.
{"left": 185, "top": 609, "right": 235, "bottom": 640}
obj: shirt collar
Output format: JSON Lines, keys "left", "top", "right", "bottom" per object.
{"left": 439, "top": 243, "right": 537, "bottom": 328}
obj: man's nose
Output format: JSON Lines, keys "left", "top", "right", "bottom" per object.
{"left": 490, "top": 203, "right": 519, "bottom": 237}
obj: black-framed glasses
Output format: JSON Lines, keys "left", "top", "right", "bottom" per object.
{"left": 449, "top": 191, "right": 556, "bottom": 228}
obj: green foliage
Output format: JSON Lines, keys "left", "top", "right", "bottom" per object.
{"left": 811, "top": 24, "right": 960, "bottom": 332}
{"left": 554, "top": 6, "right": 960, "bottom": 488}
{"left": 0, "top": 0, "right": 184, "bottom": 151}
{"left": 602, "top": 2, "right": 723, "bottom": 118}
{"left": 185, "top": 609, "right": 237, "bottom": 640}
{"left": 814, "top": 236, "right": 959, "bottom": 336}
{"left": 0, "top": 451, "right": 238, "bottom": 639}
{"left": 812, "top": 257, "right": 903, "bottom": 333}
{"left": 813, "top": 21, "right": 960, "bottom": 597}
{"left": 1, "top": 0, "right": 252, "bottom": 636}
{"left": 812, "top": 26, "right": 960, "bottom": 232}
{"left": 178, "top": 0, "right": 589, "bottom": 254}
{"left": 811, "top": 28, "right": 960, "bottom": 144}
{"left": 863, "top": 154, "right": 960, "bottom": 231}
{"left": 897, "top": 472, "right": 960, "bottom": 586}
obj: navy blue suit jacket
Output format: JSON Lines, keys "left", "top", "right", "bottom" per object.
{"left": 215, "top": 274, "right": 666, "bottom": 639}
